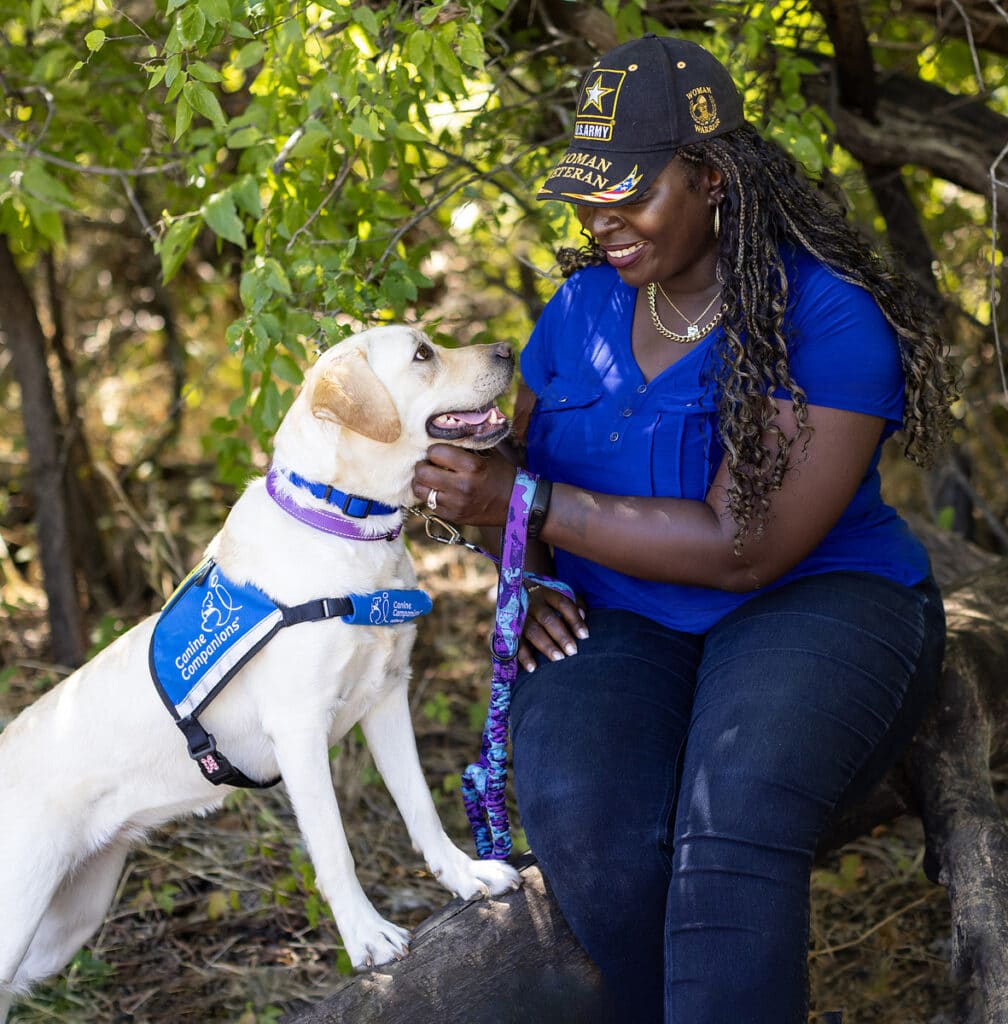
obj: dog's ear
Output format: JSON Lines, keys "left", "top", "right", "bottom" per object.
{"left": 311, "top": 349, "right": 402, "bottom": 443}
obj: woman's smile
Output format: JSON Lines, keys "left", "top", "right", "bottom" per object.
{"left": 602, "top": 240, "right": 648, "bottom": 268}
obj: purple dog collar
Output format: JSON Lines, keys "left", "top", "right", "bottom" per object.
{"left": 266, "top": 468, "right": 402, "bottom": 541}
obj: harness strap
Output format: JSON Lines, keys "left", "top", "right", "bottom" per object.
{"left": 178, "top": 717, "right": 280, "bottom": 789}
{"left": 152, "top": 567, "right": 429, "bottom": 790}
{"left": 281, "top": 596, "right": 353, "bottom": 626}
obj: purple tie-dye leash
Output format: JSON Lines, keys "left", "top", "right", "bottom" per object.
{"left": 458, "top": 468, "right": 575, "bottom": 860}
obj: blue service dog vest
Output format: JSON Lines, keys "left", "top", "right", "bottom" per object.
{"left": 149, "top": 558, "right": 432, "bottom": 788}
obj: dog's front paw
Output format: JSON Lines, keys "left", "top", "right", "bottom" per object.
{"left": 429, "top": 847, "right": 521, "bottom": 900}
{"left": 341, "top": 910, "right": 412, "bottom": 970}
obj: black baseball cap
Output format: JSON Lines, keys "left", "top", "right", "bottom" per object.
{"left": 537, "top": 34, "right": 744, "bottom": 206}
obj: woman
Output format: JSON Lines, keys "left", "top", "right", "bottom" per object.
{"left": 412, "top": 34, "right": 956, "bottom": 1023}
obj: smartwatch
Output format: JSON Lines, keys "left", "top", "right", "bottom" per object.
{"left": 527, "top": 478, "right": 553, "bottom": 540}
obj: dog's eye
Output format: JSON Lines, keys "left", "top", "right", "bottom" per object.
{"left": 414, "top": 343, "right": 433, "bottom": 362}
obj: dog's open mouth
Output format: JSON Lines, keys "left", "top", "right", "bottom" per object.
{"left": 426, "top": 403, "right": 510, "bottom": 444}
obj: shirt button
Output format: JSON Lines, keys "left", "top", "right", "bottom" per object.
{"left": 622, "top": 408, "right": 632, "bottom": 417}
{"left": 637, "top": 384, "right": 647, "bottom": 393}
{"left": 559, "top": 396, "right": 568, "bottom": 403}
{"left": 609, "top": 431, "right": 619, "bottom": 442}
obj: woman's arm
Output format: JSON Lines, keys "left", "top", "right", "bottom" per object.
{"left": 414, "top": 395, "right": 886, "bottom": 594}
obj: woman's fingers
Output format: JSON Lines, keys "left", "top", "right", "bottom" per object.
{"left": 518, "top": 591, "right": 589, "bottom": 672}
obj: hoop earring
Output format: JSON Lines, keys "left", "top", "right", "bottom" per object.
{"left": 713, "top": 204, "right": 721, "bottom": 238}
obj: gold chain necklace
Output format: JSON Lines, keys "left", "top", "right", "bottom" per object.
{"left": 646, "top": 283, "right": 724, "bottom": 344}
{"left": 657, "top": 282, "right": 722, "bottom": 336}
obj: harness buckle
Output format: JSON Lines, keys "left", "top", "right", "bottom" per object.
{"left": 183, "top": 721, "right": 216, "bottom": 760}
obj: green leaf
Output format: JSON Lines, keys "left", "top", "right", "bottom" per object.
{"left": 392, "top": 121, "right": 426, "bottom": 143}
{"left": 457, "top": 23, "right": 485, "bottom": 71}
{"left": 234, "top": 41, "right": 265, "bottom": 69}
{"left": 21, "top": 161, "right": 73, "bottom": 206}
{"left": 21, "top": 195, "right": 64, "bottom": 246}
{"left": 173, "top": 95, "right": 194, "bottom": 140}
{"left": 158, "top": 217, "right": 201, "bottom": 282}
{"left": 231, "top": 175, "right": 262, "bottom": 218}
{"left": 198, "top": 0, "right": 232, "bottom": 26}
{"left": 184, "top": 79, "right": 226, "bottom": 127}
{"left": 405, "top": 29, "right": 432, "bottom": 66}
{"left": 271, "top": 352, "right": 303, "bottom": 385}
{"left": 202, "top": 190, "right": 246, "bottom": 247}
{"left": 84, "top": 29, "right": 106, "bottom": 52}
{"left": 177, "top": 6, "right": 207, "bottom": 48}
{"left": 351, "top": 4, "right": 380, "bottom": 37}
{"left": 350, "top": 113, "right": 382, "bottom": 141}
{"left": 226, "top": 125, "right": 261, "bottom": 149}
{"left": 189, "top": 60, "right": 223, "bottom": 83}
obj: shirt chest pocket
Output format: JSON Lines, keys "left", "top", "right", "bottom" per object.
{"left": 650, "top": 393, "right": 722, "bottom": 499}
{"left": 527, "top": 383, "right": 605, "bottom": 484}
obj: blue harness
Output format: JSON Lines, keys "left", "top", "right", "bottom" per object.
{"left": 149, "top": 557, "right": 431, "bottom": 788}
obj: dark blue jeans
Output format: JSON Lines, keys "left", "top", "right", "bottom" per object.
{"left": 510, "top": 571, "right": 946, "bottom": 1024}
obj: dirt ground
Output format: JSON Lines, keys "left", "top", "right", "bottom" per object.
{"left": 1, "top": 534, "right": 964, "bottom": 1023}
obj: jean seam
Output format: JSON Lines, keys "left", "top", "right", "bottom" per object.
{"left": 657, "top": 734, "right": 688, "bottom": 876}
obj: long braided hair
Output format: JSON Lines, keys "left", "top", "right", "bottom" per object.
{"left": 556, "top": 122, "right": 957, "bottom": 547}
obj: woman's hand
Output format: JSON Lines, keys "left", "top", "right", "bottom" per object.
{"left": 518, "top": 587, "right": 589, "bottom": 674}
{"left": 412, "top": 444, "right": 517, "bottom": 527}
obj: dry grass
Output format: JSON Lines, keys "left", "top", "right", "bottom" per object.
{"left": 1, "top": 536, "right": 960, "bottom": 1023}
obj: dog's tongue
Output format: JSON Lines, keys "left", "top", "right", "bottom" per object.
{"left": 432, "top": 408, "right": 493, "bottom": 427}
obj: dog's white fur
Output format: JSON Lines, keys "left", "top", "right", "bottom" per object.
{"left": 0, "top": 327, "right": 520, "bottom": 1020}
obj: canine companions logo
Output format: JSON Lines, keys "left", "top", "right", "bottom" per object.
{"left": 173, "top": 569, "right": 246, "bottom": 683}
{"left": 199, "top": 572, "right": 242, "bottom": 631}
{"left": 365, "top": 591, "right": 430, "bottom": 626}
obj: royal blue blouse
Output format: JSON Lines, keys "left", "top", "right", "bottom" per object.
{"left": 521, "top": 253, "right": 929, "bottom": 633}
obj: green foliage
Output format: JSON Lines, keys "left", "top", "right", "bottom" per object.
{"left": 422, "top": 689, "right": 452, "bottom": 726}
{"left": 0, "top": 0, "right": 1003, "bottom": 488}
{"left": 814, "top": 852, "right": 866, "bottom": 895}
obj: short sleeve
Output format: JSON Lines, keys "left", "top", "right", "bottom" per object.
{"left": 519, "top": 305, "right": 552, "bottom": 395}
{"left": 780, "top": 257, "right": 906, "bottom": 427}
{"left": 520, "top": 274, "right": 583, "bottom": 396}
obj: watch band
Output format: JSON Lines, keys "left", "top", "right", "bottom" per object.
{"left": 526, "top": 477, "right": 553, "bottom": 540}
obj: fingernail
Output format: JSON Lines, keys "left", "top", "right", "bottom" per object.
{"left": 579, "top": 607, "right": 587, "bottom": 620}
{"left": 550, "top": 650, "right": 565, "bottom": 661}
{"left": 522, "top": 660, "right": 536, "bottom": 673}
{"left": 576, "top": 626, "right": 589, "bottom": 639}
{"left": 564, "top": 642, "right": 577, "bottom": 656}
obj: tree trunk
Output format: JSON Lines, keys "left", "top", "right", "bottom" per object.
{"left": 283, "top": 532, "right": 1008, "bottom": 1024}
{"left": 0, "top": 236, "right": 85, "bottom": 667}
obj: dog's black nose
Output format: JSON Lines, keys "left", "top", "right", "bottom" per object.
{"left": 491, "top": 343, "right": 514, "bottom": 361}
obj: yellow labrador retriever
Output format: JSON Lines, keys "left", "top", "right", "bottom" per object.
{"left": 0, "top": 326, "right": 519, "bottom": 1019}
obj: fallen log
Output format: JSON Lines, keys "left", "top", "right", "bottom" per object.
{"left": 284, "top": 526, "right": 1008, "bottom": 1024}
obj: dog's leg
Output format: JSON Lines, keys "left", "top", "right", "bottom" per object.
{"left": 270, "top": 728, "right": 411, "bottom": 969}
{"left": 0, "top": 848, "right": 68, "bottom": 1000}
{"left": 359, "top": 686, "right": 521, "bottom": 898}
{"left": 10, "top": 839, "right": 129, "bottom": 1000}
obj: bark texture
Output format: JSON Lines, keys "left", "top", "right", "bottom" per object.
{"left": 0, "top": 235, "right": 85, "bottom": 667}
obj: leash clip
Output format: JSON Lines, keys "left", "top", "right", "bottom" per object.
{"left": 403, "top": 505, "right": 473, "bottom": 548}
{"left": 423, "top": 513, "right": 464, "bottom": 546}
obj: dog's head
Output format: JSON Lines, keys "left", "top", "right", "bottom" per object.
{"left": 272, "top": 326, "right": 514, "bottom": 505}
